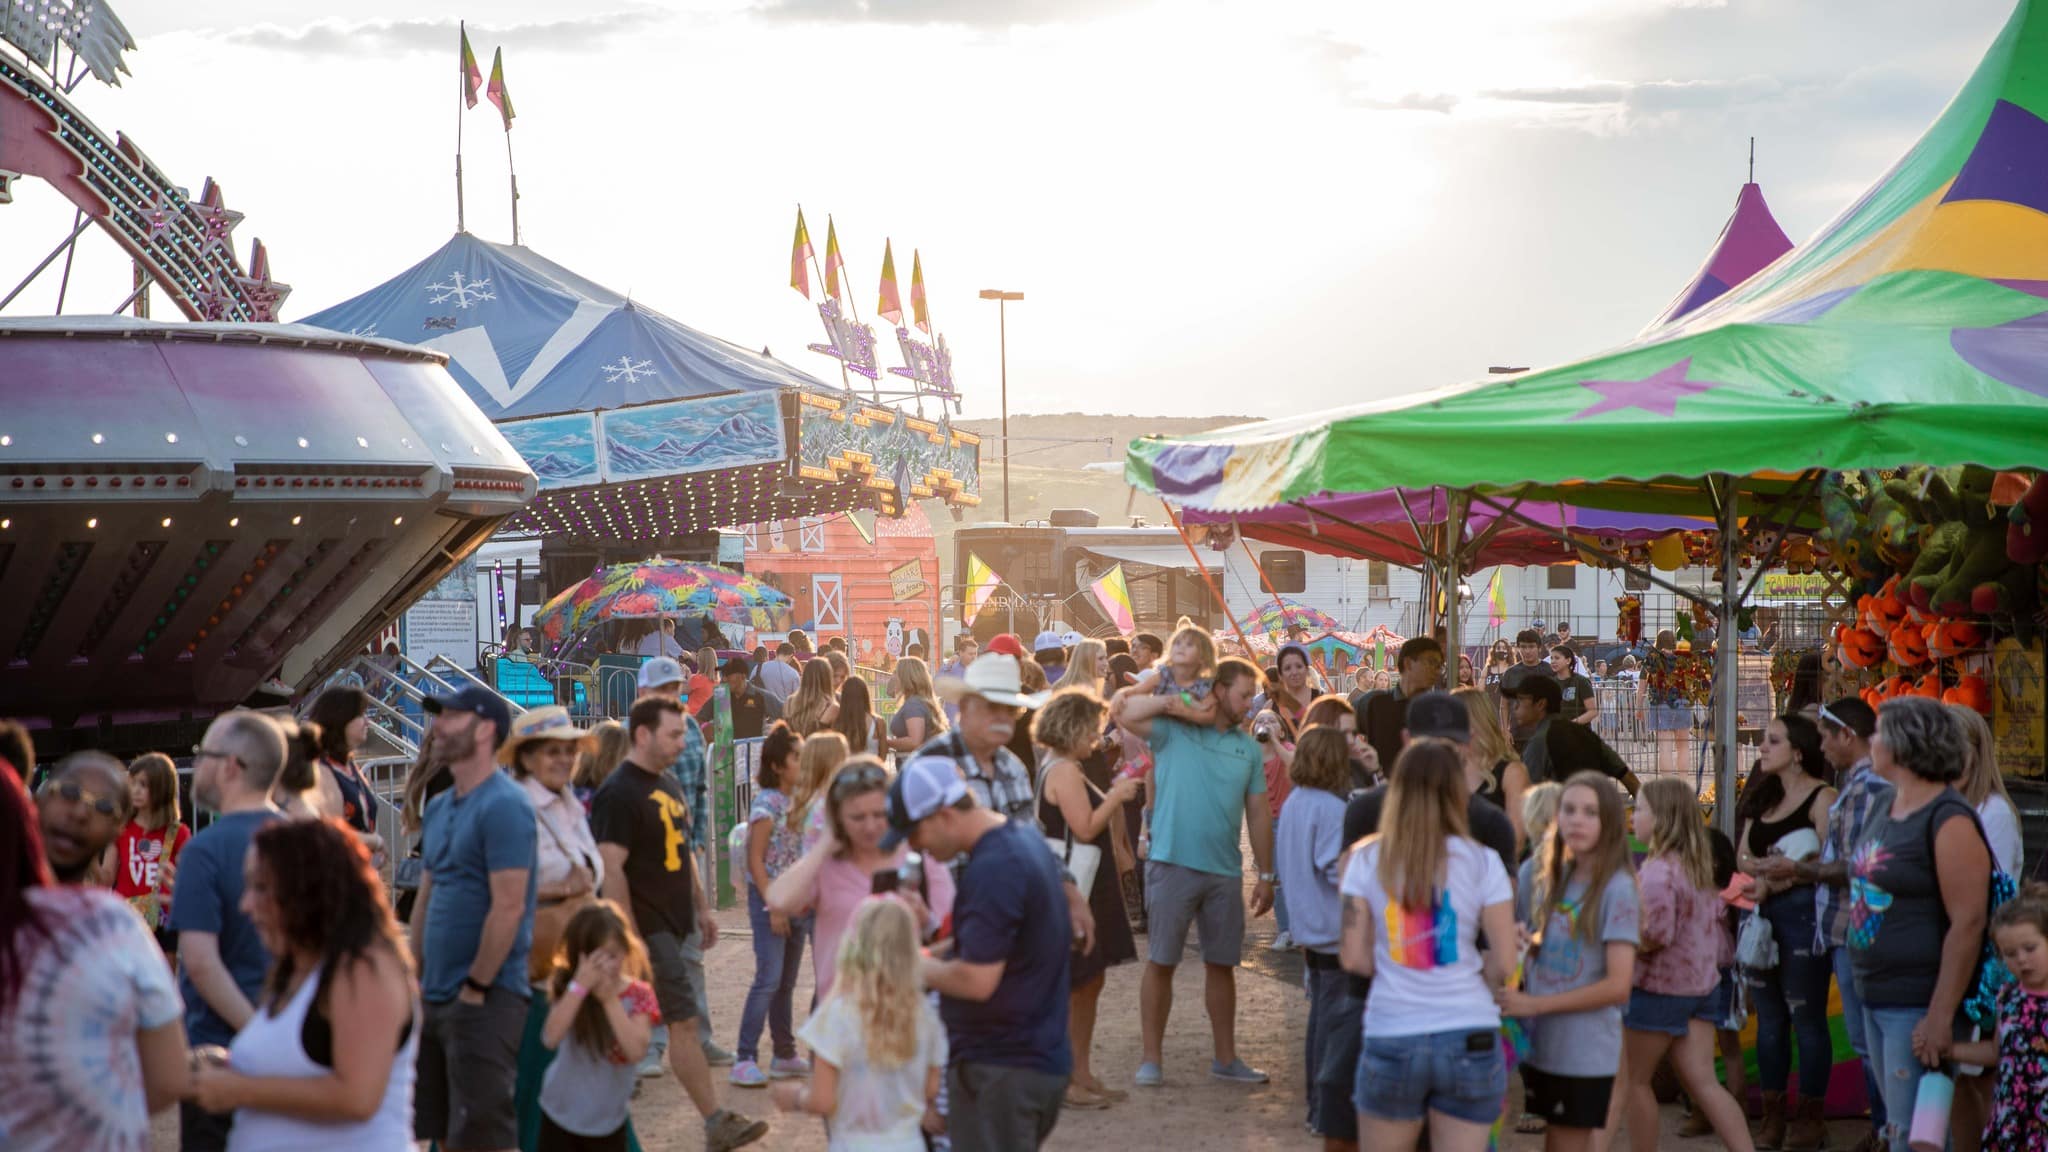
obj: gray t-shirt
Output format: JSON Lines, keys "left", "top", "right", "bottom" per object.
{"left": 890, "top": 696, "right": 940, "bottom": 740}
{"left": 1515, "top": 868, "right": 1640, "bottom": 1077}
{"left": 539, "top": 980, "right": 660, "bottom": 1136}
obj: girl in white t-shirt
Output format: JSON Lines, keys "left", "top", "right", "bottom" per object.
{"left": 774, "top": 898, "right": 946, "bottom": 1151}
{"left": 1338, "top": 737, "right": 1516, "bottom": 1152}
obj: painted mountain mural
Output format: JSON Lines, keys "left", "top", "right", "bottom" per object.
{"left": 602, "top": 393, "right": 786, "bottom": 481}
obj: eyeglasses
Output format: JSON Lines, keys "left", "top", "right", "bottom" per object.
{"left": 830, "top": 763, "right": 890, "bottom": 797}
{"left": 191, "top": 745, "right": 238, "bottom": 765}
{"left": 52, "top": 778, "right": 121, "bottom": 817}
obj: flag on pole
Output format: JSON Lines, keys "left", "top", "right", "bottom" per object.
{"left": 1486, "top": 568, "right": 1508, "bottom": 627}
{"left": 910, "top": 249, "right": 930, "bottom": 333}
{"left": 459, "top": 25, "right": 483, "bottom": 107}
{"left": 822, "top": 218, "right": 844, "bottom": 300}
{"left": 484, "top": 48, "right": 514, "bottom": 129}
{"left": 962, "top": 552, "right": 1003, "bottom": 624}
{"left": 790, "top": 208, "right": 813, "bottom": 298}
{"left": 877, "top": 240, "right": 903, "bottom": 325}
{"left": 1089, "top": 565, "right": 1136, "bottom": 634}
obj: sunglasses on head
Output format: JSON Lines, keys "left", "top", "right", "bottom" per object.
{"left": 831, "top": 763, "right": 889, "bottom": 797}
{"left": 51, "top": 778, "right": 121, "bottom": 817}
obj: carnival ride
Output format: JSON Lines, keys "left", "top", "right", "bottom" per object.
{"left": 0, "top": 9, "right": 536, "bottom": 738}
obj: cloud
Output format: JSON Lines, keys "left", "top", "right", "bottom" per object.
{"left": 216, "top": 11, "right": 668, "bottom": 56}
{"left": 1353, "top": 92, "right": 1458, "bottom": 114}
{"left": 754, "top": 0, "right": 1131, "bottom": 24}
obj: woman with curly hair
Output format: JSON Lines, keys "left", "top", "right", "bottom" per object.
{"left": 189, "top": 817, "right": 417, "bottom": 1148}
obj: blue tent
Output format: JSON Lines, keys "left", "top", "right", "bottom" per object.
{"left": 301, "top": 232, "right": 827, "bottom": 420}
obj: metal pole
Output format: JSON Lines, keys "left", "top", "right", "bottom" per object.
{"left": 1714, "top": 476, "right": 1741, "bottom": 835}
{"left": 999, "top": 298, "right": 1011, "bottom": 523}
{"left": 1443, "top": 490, "right": 1469, "bottom": 688}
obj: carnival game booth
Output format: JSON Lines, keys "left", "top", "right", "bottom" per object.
{"left": 1128, "top": 0, "right": 2048, "bottom": 1115}
{"left": 738, "top": 503, "right": 941, "bottom": 666}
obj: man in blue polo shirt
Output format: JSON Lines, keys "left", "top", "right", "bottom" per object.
{"left": 1112, "top": 655, "right": 1274, "bottom": 1088}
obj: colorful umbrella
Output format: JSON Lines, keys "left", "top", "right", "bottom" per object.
{"left": 1238, "top": 598, "right": 1341, "bottom": 638}
{"left": 534, "top": 559, "right": 792, "bottom": 642}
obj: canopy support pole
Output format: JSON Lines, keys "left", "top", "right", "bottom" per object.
{"left": 1442, "top": 490, "right": 1469, "bottom": 687}
{"left": 1466, "top": 491, "right": 1715, "bottom": 609}
{"left": 1713, "top": 476, "right": 1741, "bottom": 836}
{"left": 1162, "top": 499, "right": 1250, "bottom": 652}
{"left": 1286, "top": 500, "right": 1446, "bottom": 568}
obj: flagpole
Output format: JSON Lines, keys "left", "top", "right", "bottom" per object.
{"left": 810, "top": 215, "right": 858, "bottom": 398}
{"left": 505, "top": 128, "right": 520, "bottom": 245}
{"left": 834, "top": 223, "right": 880, "bottom": 403}
{"left": 456, "top": 23, "right": 467, "bottom": 234}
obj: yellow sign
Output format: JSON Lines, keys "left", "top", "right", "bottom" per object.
{"left": 890, "top": 559, "right": 927, "bottom": 602}
{"left": 1757, "top": 573, "right": 1830, "bottom": 600}
{"left": 1993, "top": 636, "right": 2045, "bottom": 781}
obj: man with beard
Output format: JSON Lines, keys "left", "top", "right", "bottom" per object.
{"left": 919, "top": 653, "right": 1046, "bottom": 830}
{"left": 1112, "top": 657, "right": 1275, "bottom": 1088}
{"left": 169, "top": 710, "right": 287, "bottom": 1151}
{"left": 36, "top": 751, "right": 133, "bottom": 883}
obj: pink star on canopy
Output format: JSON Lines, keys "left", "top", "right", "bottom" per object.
{"left": 1569, "top": 357, "right": 1722, "bottom": 421}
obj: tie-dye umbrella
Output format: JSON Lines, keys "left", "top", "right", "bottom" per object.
{"left": 534, "top": 559, "right": 792, "bottom": 642}
{"left": 1238, "top": 598, "right": 1341, "bottom": 638}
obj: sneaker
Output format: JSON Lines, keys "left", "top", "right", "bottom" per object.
{"left": 768, "top": 1056, "right": 811, "bottom": 1079}
{"left": 702, "top": 1041, "right": 737, "bottom": 1067}
{"left": 635, "top": 1048, "right": 666, "bottom": 1079}
{"left": 1211, "top": 1058, "right": 1269, "bottom": 1084}
{"left": 728, "top": 1060, "right": 768, "bottom": 1088}
{"left": 1134, "top": 1062, "right": 1164, "bottom": 1087}
{"left": 1267, "top": 931, "right": 1295, "bottom": 952}
{"left": 704, "top": 1110, "right": 769, "bottom": 1152}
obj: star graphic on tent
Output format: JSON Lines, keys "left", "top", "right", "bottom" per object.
{"left": 1568, "top": 357, "right": 1724, "bottom": 421}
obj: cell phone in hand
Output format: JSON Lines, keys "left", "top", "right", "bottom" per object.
{"left": 870, "top": 870, "right": 901, "bottom": 895}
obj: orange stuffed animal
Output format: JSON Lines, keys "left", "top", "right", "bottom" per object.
{"left": 1838, "top": 624, "right": 1887, "bottom": 669}
{"left": 1926, "top": 620, "right": 1984, "bottom": 661}
{"left": 1888, "top": 621, "right": 1930, "bottom": 667}
{"left": 1943, "top": 673, "right": 1992, "bottom": 714}
{"left": 1911, "top": 671, "right": 1944, "bottom": 699}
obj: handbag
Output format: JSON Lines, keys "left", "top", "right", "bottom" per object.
{"left": 1735, "top": 907, "right": 1778, "bottom": 970}
{"left": 528, "top": 807, "right": 597, "bottom": 983}
{"left": 1036, "top": 758, "right": 1102, "bottom": 895}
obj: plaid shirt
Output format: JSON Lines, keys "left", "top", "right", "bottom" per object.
{"left": 666, "top": 714, "right": 710, "bottom": 851}
{"left": 1816, "top": 756, "right": 1890, "bottom": 949}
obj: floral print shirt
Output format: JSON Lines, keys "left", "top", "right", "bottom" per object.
{"left": 748, "top": 787, "right": 804, "bottom": 880}
{"left": 1987, "top": 981, "right": 2048, "bottom": 1151}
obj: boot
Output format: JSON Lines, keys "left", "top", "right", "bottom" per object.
{"left": 1678, "top": 1102, "right": 1714, "bottom": 1138}
{"left": 1758, "top": 1090, "right": 1787, "bottom": 1150}
{"left": 1784, "top": 1096, "right": 1829, "bottom": 1151}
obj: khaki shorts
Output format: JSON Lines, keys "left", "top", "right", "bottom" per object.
{"left": 1144, "top": 859, "right": 1245, "bottom": 967}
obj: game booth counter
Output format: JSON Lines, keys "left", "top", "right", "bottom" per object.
{"left": 1125, "top": 0, "right": 2048, "bottom": 1116}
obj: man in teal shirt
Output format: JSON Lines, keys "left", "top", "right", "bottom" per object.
{"left": 1112, "top": 657, "right": 1274, "bottom": 1089}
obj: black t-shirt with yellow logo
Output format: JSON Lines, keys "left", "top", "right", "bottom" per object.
{"left": 589, "top": 761, "right": 695, "bottom": 937}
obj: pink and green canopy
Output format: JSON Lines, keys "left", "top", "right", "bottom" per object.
{"left": 534, "top": 558, "right": 792, "bottom": 642}
{"left": 1238, "top": 597, "right": 1341, "bottom": 637}
{"left": 1128, "top": 0, "right": 2048, "bottom": 519}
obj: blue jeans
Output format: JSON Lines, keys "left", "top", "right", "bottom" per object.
{"left": 1274, "top": 882, "right": 1292, "bottom": 937}
{"left": 1832, "top": 944, "right": 1886, "bottom": 1132}
{"left": 1747, "top": 889, "right": 1833, "bottom": 1099}
{"left": 736, "top": 888, "right": 807, "bottom": 1063}
{"left": 1863, "top": 1004, "right": 1939, "bottom": 1152}
{"left": 1354, "top": 1026, "right": 1508, "bottom": 1126}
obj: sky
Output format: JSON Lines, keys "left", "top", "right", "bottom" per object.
{"left": 0, "top": 0, "right": 2021, "bottom": 422}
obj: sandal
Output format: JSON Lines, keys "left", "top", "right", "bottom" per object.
{"left": 1083, "top": 1078, "right": 1129, "bottom": 1102}
{"left": 1515, "top": 1112, "right": 1547, "bottom": 1135}
{"left": 1064, "top": 1085, "right": 1114, "bottom": 1110}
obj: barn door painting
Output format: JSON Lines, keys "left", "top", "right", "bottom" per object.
{"left": 812, "top": 574, "right": 844, "bottom": 635}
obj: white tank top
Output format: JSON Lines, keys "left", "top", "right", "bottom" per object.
{"left": 225, "top": 962, "right": 418, "bottom": 1152}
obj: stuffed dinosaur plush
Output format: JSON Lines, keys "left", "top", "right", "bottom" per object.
{"left": 1820, "top": 471, "right": 1884, "bottom": 582}
{"left": 1870, "top": 472, "right": 1930, "bottom": 575}
{"left": 1926, "top": 466, "right": 2011, "bottom": 615}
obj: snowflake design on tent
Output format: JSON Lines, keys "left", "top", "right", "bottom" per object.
{"left": 427, "top": 272, "right": 495, "bottom": 309}
{"left": 601, "top": 356, "right": 657, "bottom": 385}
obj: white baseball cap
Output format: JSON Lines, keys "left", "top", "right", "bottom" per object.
{"left": 881, "top": 754, "right": 971, "bottom": 849}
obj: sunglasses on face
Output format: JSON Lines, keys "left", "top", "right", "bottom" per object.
{"left": 831, "top": 763, "right": 890, "bottom": 798}
{"left": 51, "top": 778, "right": 121, "bottom": 817}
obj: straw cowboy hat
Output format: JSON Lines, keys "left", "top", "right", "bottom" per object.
{"left": 935, "top": 653, "right": 1051, "bottom": 710}
{"left": 495, "top": 705, "right": 585, "bottom": 765}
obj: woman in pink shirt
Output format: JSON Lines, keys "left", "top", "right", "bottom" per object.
{"left": 765, "top": 757, "right": 954, "bottom": 1001}
{"left": 1617, "top": 778, "right": 1753, "bottom": 1152}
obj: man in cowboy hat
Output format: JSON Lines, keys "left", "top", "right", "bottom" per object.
{"left": 920, "top": 653, "right": 1050, "bottom": 832}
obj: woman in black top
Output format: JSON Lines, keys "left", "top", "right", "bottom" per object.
{"left": 1735, "top": 714, "right": 1837, "bottom": 1148}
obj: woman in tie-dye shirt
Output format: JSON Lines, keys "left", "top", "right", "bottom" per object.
{"left": 1338, "top": 738, "right": 1516, "bottom": 1152}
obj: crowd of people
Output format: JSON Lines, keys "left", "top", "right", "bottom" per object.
{"left": 2, "top": 617, "right": 2046, "bottom": 1152}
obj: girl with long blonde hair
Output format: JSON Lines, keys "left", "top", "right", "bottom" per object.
{"left": 772, "top": 898, "right": 944, "bottom": 1149}
{"left": 787, "top": 658, "right": 841, "bottom": 737}
{"left": 884, "top": 658, "right": 945, "bottom": 755}
{"left": 1337, "top": 739, "right": 1517, "bottom": 1151}
{"left": 1501, "top": 772, "right": 1640, "bottom": 1152}
{"left": 1054, "top": 639, "right": 1108, "bottom": 693}
{"left": 1951, "top": 702, "right": 2022, "bottom": 874}
{"left": 789, "top": 732, "right": 851, "bottom": 854}
{"left": 1453, "top": 686, "right": 1530, "bottom": 851}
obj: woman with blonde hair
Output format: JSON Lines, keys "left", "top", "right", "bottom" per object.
{"left": 1951, "top": 702, "right": 2022, "bottom": 874}
{"left": 786, "top": 659, "right": 841, "bottom": 737}
{"left": 790, "top": 731, "right": 851, "bottom": 856}
{"left": 573, "top": 720, "right": 628, "bottom": 803}
{"left": 1453, "top": 686, "right": 1529, "bottom": 851}
{"left": 1054, "top": 639, "right": 1108, "bottom": 693}
{"left": 884, "top": 658, "right": 945, "bottom": 755}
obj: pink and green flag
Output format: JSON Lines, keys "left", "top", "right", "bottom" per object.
{"left": 1089, "top": 564, "right": 1136, "bottom": 634}
{"left": 878, "top": 240, "right": 903, "bottom": 325}
{"left": 790, "top": 208, "right": 813, "bottom": 298}
{"left": 459, "top": 24, "right": 482, "bottom": 107}
{"left": 485, "top": 48, "right": 514, "bottom": 129}
{"left": 963, "top": 552, "right": 1002, "bottom": 624}
{"left": 822, "top": 218, "right": 844, "bottom": 300}
{"left": 910, "top": 249, "right": 930, "bottom": 333}
{"left": 1487, "top": 568, "right": 1508, "bottom": 627}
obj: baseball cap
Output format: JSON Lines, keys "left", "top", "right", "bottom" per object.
{"left": 984, "top": 633, "right": 1026, "bottom": 659}
{"left": 1060, "top": 629, "right": 1084, "bottom": 647}
{"left": 423, "top": 685, "right": 513, "bottom": 750}
{"left": 638, "top": 656, "right": 685, "bottom": 690}
{"left": 1503, "top": 672, "right": 1563, "bottom": 712}
{"left": 1033, "top": 630, "right": 1064, "bottom": 653}
{"left": 1404, "top": 690, "right": 1470, "bottom": 742}
{"left": 881, "top": 754, "right": 970, "bottom": 849}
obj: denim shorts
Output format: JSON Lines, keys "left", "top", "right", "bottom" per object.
{"left": 1692, "top": 966, "right": 1741, "bottom": 1029}
{"left": 1625, "top": 987, "right": 1707, "bottom": 1037}
{"left": 1353, "top": 1026, "right": 1508, "bottom": 1126}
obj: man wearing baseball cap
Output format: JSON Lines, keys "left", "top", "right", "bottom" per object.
{"left": 921, "top": 654, "right": 1048, "bottom": 832}
{"left": 698, "top": 657, "right": 780, "bottom": 741}
{"left": 884, "top": 755, "right": 1080, "bottom": 1150}
{"left": 1505, "top": 674, "right": 1638, "bottom": 795}
{"left": 412, "top": 684, "right": 538, "bottom": 1152}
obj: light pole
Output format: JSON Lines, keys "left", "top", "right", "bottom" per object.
{"left": 979, "top": 289, "right": 1023, "bottom": 522}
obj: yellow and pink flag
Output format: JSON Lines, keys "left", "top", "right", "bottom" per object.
{"left": 1089, "top": 564, "right": 1136, "bottom": 634}
{"left": 484, "top": 48, "right": 514, "bottom": 129}
{"left": 822, "top": 218, "right": 844, "bottom": 300}
{"left": 963, "top": 552, "right": 1003, "bottom": 624}
{"left": 877, "top": 240, "right": 903, "bottom": 324}
{"left": 790, "top": 208, "right": 813, "bottom": 298}
{"left": 459, "top": 24, "right": 482, "bottom": 107}
{"left": 910, "top": 249, "right": 930, "bottom": 333}
{"left": 1486, "top": 568, "right": 1508, "bottom": 627}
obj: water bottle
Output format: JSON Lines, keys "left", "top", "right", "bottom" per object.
{"left": 897, "top": 851, "right": 924, "bottom": 895}
{"left": 1908, "top": 1070, "right": 1953, "bottom": 1152}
